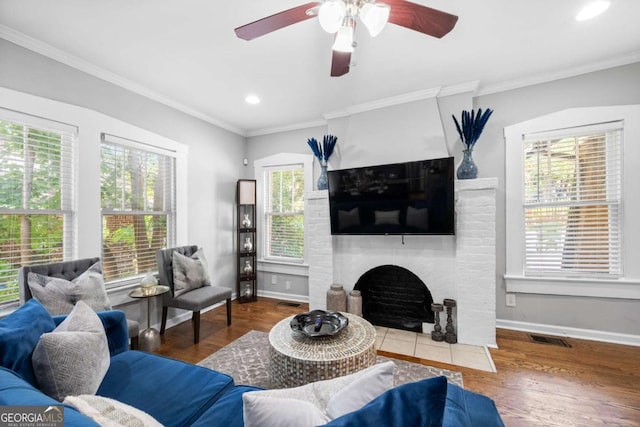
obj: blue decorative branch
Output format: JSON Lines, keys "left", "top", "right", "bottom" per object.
{"left": 307, "top": 134, "right": 338, "bottom": 162}
{"left": 452, "top": 108, "right": 494, "bottom": 150}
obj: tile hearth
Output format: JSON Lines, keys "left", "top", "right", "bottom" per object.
{"left": 375, "top": 326, "right": 496, "bottom": 373}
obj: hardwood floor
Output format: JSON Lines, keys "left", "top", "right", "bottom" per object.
{"left": 155, "top": 297, "right": 640, "bottom": 427}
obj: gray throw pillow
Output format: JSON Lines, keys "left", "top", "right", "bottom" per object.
{"left": 27, "top": 261, "right": 112, "bottom": 315}
{"left": 32, "top": 300, "right": 110, "bottom": 401}
{"left": 172, "top": 248, "right": 211, "bottom": 298}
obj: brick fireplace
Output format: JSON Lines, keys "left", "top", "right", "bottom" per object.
{"left": 354, "top": 264, "right": 434, "bottom": 332}
{"left": 306, "top": 178, "right": 498, "bottom": 347}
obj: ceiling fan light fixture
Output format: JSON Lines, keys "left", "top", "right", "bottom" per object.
{"left": 360, "top": 2, "right": 390, "bottom": 37}
{"left": 235, "top": 0, "right": 458, "bottom": 77}
{"left": 319, "top": 0, "right": 347, "bottom": 33}
{"left": 332, "top": 20, "right": 355, "bottom": 52}
{"left": 245, "top": 94, "right": 261, "bottom": 105}
{"left": 575, "top": 1, "right": 611, "bottom": 21}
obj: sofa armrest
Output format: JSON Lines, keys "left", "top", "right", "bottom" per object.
{"left": 443, "top": 383, "right": 505, "bottom": 427}
{"left": 53, "top": 310, "right": 129, "bottom": 356}
{"left": 0, "top": 367, "right": 100, "bottom": 426}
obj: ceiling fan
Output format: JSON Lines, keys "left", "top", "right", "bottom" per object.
{"left": 234, "top": 0, "right": 458, "bottom": 77}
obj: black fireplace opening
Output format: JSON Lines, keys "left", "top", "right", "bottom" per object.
{"left": 354, "top": 265, "right": 434, "bottom": 333}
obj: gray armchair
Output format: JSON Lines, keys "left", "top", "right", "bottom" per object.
{"left": 156, "top": 245, "right": 232, "bottom": 344}
{"left": 18, "top": 257, "right": 140, "bottom": 349}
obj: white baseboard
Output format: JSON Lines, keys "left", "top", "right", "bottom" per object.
{"left": 257, "top": 290, "right": 309, "bottom": 304}
{"left": 496, "top": 318, "right": 640, "bottom": 347}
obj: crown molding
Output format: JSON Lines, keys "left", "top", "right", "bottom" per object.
{"left": 246, "top": 81, "right": 477, "bottom": 137}
{"left": 246, "top": 119, "right": 328, "bottom": 138}
{"left": 437, "top": 80, "right": 480, "bottom": 97}
{"left": 246, "top": 86, "right": 445, "bottom": 137}
{"left": 321, "top": 81, "right": 479, "bottom": 122}
{"left": 0, "top": 25, "right": 246, "bottom": 136}
{"left": 323, "top": 87, "right": 441, "bottom": 120}
{"left": 3, "top": 24, "right": 639, "bottom": 139}
{"left": 477, "top": 51, "right": 640, "bottom": 96}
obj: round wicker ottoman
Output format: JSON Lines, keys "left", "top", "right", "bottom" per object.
{"left": 268, "top": 312, "right": 377, "bottom": 388}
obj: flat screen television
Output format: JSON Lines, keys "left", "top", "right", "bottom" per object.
{"left": 327, "top": 157, "right": 455, "bottom": 235}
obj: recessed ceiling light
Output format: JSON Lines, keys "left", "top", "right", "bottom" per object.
{"left": 245, "top": 94, "right": 261, "bottom": 105}
{"left": 576, "top": 1, "right": 610, "bottom": 21}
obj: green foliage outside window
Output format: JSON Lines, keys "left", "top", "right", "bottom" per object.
{"left": 100, "top": 142, "right": 173, "bottom": 281}
{"left": 0, "top": 120, "right": 68, "bottom": 304}
{"left": 267, "top": 168, "right": 304, "bottom": 260}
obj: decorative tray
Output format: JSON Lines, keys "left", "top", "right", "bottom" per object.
{"left": 290, "top": 310, "right": 349, "bottom": 337}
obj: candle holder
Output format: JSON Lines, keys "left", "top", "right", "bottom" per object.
{"left": 443, "top": 298, "right": 457, "bottom": 344}
{"left": 431, "top": 303, "right": 444, "bottom": 342}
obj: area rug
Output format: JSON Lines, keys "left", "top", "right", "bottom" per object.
{"left": 197, "top": 330, "right": 463, "bottom": 389}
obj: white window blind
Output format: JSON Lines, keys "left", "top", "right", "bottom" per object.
{"left": 100, "top": 133, "right": 176, "bottom": 282}
{"left": 522, "top": 122, "right": 623, "bottom": 278}
{"left": 0, "top": 110, "right": 76, "bottom": 306}
{"left": 263, "top": 166, "right": 304, "bottom": 261}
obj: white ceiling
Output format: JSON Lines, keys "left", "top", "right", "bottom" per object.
{"left": 1, "top": 0, "right": 639, "bottom": 136}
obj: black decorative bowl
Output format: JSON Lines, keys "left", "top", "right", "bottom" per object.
{"left": 290, "top": 310, "right": 349, "bottom": 337}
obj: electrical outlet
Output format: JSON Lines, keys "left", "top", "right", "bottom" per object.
{"left": 285, "top": 280, "right": 291, "bottom": 290}
{"left": 506, "top": 293, "right": 516, "bottom": 307}
{"left": 271, "top": 275, "right": 277, "bottom": 285}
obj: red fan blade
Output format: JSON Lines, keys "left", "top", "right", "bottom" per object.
{"left": 235, "top": 2, "right": 321, "bottom": 41}
{"left": 385, "top": 0, "right": 458, "bottom": 38}
{"left": 331, "top": 50, "right": 351, "bottom": 77}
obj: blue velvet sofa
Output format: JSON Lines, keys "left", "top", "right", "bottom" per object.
{"left": 0, "top": 299, "right": 504, "bottom": 426}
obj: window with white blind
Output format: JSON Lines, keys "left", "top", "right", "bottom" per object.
{"left": 505, "top": 105, "right": 640, "bottom": 299}
{"left": 523, "top": 123, "right": 622, "bottom": 277}
{"left": 100, "top": 133, "right": 176, "bottom": 283}
{"left": 263, "top": 166, "right": 305, "bottom": 261}
{"left": 0, "top": 110, "right": 76, "bottom": 306}
{"left": 254, "top": 153, "right": 313, "bottom": 273}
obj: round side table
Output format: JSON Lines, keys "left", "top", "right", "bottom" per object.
{"left": 128, "top": 285, "right": 170, "bottom": 352}
{"left": 268, "top": 312, "right": 377, "bottom": 388}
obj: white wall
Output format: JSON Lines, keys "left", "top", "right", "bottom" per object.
{"left": 328, "top": 97, "right": 449, "bottom": 169}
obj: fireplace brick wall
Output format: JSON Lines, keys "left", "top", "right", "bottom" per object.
{"left": 307, "top": 191, "right": 334, "bottom": 313}
{"left": 306, "top": 178, "right": 498, "bottom": 347}
{"left": 454, "top": 178, "right": 498, "bottom": 346}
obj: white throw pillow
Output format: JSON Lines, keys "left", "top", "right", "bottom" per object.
{"left": 172, "top": 248, "right": 211, "bottom": 297}
{"left": 243, "top": 395, "right": 329, "bottom": 427}
{"left": 64, "top": 395, "right": 163, "bottom": 427}
{"left": 325, "top": 360, "right": 396, "bottom": 418}
{"left": 27, "top": 261, "right": 111, "bottom": 315}
{"left": 32, "top": 301, "right": 110, "bottom": 401}
{"left": 242, "top": 361, "right": 395, "bottom": 427}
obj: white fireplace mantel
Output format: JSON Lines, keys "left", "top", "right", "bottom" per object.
{"left": 306, "top": 178, "right": 498, "bottom": 347}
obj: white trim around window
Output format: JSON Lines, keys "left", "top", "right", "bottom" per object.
{"left": 504, "top": 105, "right": 640, "bottom": 299}
{"left": 254, "top": 153, "right": 313, "bottom": 276}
